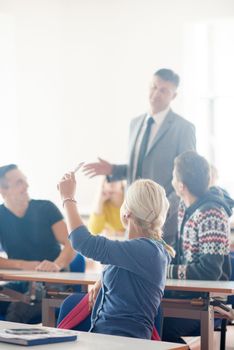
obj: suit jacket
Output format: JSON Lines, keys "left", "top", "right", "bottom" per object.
{"left": 109, "top": 109, "right": 196, "bottom": 196}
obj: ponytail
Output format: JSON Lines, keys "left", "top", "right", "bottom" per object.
{"left": 124, "top": 179, "right": 175, "bottom": 258}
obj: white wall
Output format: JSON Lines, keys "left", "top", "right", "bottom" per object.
{"left": 0, "top": 0, "right": 234, "bottom": 211}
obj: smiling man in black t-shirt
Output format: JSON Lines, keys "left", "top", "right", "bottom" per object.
{"left": 0, "top": 164, "right": 75, "bottom": 322}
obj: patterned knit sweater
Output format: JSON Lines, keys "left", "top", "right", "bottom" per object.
{"left": 167, "top": 188, "right": 232, "bottom": 280}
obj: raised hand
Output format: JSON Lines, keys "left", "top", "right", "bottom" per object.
{"left": 83, "top": 158, "right": 113, "bottom": 178}
{"left": 57, "top": 172, "right": 76, "bottom": 200}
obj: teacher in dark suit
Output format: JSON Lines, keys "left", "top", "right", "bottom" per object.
{"left": 84, "top": 69, "right": 196, "bottom": 247}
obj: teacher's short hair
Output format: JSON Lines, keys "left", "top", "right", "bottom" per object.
{"left": 154, "top": 68, "right": 180, "bottom": 87}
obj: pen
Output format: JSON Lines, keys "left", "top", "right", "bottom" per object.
{"left": 74, "top": 162, "right": 84, "bottom": 173}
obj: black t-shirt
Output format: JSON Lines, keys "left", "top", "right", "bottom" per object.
{"left": 0, "top": 199, "right": 62, "bottom": 262}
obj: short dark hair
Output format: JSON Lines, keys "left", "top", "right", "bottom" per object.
{"left": 154, "top": 68, "right": 180, "bottom": 87}
{"left": 174, "top": 151, "right": 210, "bottom": 197}
{"left": 0, "top": 164, "right": 17, "bottom": 188}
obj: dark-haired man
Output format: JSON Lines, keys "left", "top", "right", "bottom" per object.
{"left": 0, "top": 164, "right": 75, "bottom": 322}
{"left": 163, "top": 151, "right": 232, "bottom": 344}
{"left": 83, "top": 69, "right": 196, "bottom": 246}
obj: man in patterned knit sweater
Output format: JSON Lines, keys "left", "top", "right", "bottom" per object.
{"left": 163, "top": 150, "right": 233, "bottom": 344}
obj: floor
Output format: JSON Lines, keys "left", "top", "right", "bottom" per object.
{"left": 183, "top": 325, "right": 234, "bottom": 350}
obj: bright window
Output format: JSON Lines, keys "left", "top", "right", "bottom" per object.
{"left": 184, "top": 20, "right": 234, "bottom": 195}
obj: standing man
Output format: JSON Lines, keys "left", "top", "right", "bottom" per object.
{"left": 0, "top": 164, "right": 75, "bottom": 322}
{"left": 83, "top": 69, "right": 196, "bottom": 246}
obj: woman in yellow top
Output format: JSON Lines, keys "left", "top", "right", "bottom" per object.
{"left": 88, "top": 178, "right": 125, "bottom": 236}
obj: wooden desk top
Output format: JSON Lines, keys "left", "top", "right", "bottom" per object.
{"left": 0, "top": 321, "right": 188, "bottom": 350}
{"left": 1, "top": 270, "right": 234, "bottom": 295}
{"left": 165, "top": 279, "right": 234, "bottom": 294}
{"left": 0, "top": 270, "right": 99, "bottom": 285}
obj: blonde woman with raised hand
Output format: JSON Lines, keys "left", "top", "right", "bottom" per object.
{"left": 58, "top": 174, "right": 175, "bottom": 339}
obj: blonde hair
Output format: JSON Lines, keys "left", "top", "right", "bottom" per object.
{"left": 124, "top": 179, "right": 175, "bottom": 258}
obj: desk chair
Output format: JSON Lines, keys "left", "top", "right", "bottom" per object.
{"left": 70, "top": 253, "right": 86, "bottom": 273}
{"left": 57, "top": 292, "right": 91, "bottom": 330}
{"left": 227, "top": 252, "right": 234, "bottom": 307}
{"left": 213, "top": 252, "right": 234, "bottom": 350}
{"left": 154, "top": 304, "right": 163, "bottom": 337}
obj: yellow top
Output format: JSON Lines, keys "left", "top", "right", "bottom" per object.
{"left": 88, "top": 201, "right": 124, "bottom": 235}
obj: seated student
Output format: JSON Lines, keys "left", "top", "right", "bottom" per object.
{"left": 163, "top": 151, "right": 232, "bottom": 344}
{"left": 58, "top": 174, "right": 175, "bottom": 339}
{"left": 88, "top": 178, "right": 125, "bottom": 237}
{"left": 0, "top": 164, "right": 75, "bottom": 323}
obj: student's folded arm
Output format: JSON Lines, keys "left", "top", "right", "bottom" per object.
{"left": 0, "top": 257, "right": 39, "bottom": 270}
{"left": 167, "top": 254, "right": 225, "bottom": 280}
{"left": 52, "top": 220, "right": 76, "bottom": 270}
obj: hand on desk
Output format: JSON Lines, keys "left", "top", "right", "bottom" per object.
{"left": 35, "top": 260, "right": 61, "bottom": 272}
{"left": 89, "top": 279, "right": 101, "bottom": 310}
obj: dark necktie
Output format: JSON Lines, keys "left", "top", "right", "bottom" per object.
{"left": 135, "top": 116, "right": 154, "bottom": 178}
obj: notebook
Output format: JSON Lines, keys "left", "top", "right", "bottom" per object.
{"left": 0, "top": 327, "right": 78, "bottom": 346}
